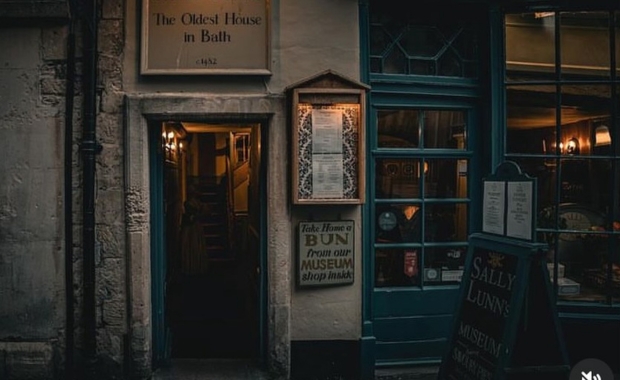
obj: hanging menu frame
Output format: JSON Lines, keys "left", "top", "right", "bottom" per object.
{"left": 292, "top": 87, "right": 366, "bottom": 205}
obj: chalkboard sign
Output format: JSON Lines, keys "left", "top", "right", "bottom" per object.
{"left": 441, "top": 245, "right": 519, "bottom": 379}
{"left": 438, "top": 233, "right": 570, "bottom": 380}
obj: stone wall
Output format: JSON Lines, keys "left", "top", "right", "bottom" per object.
{"left": 0, "top": 25, "right": 68, "bottom": 379}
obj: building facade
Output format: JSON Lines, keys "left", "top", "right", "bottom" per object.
{"left": 0, "top": 0, "right": 619, "bottom": 379}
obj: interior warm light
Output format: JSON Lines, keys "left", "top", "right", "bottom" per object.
{"left": 566, "top": 137, "right": 579, "bottom": 155}
{"left": 595, "top": 125, "right": 611, "bottom": 147}
{"left": 534, "top": 12, "right": 555, "bottom": 19}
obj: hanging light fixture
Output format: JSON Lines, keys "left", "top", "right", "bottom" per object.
{"left": 595, "top": 125, "right": 611, "bottom": 147}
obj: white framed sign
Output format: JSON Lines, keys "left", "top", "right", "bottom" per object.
{"left": 141, "top": 0, "right": 270, "bottom": 75}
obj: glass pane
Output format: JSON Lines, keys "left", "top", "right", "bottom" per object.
{"left": 560, "top": 85, "right": 612, "bottom": 157}
{"left": 370, "top": 57, "right": 382, "bottom": 73}
{"left": 505, "top": 13, "right": 556, "bottom": 82}
{"left": 422, "top": 110, "right": 467, "bottom": 149}
{"left": 375, "top": 248, "right": 420, "bottom": 287}
{"left": 378, "top": 110, "right": 420, "bottom": 148}
{"left": 424, "top": 246, "right": 467, "bottom": 285}
{"left": 561, "top": 12, "right": 610, "bottom": 79}
{"left": 384, "top": 46, "right": 408, "bottom": 74}
{"left": 425, "top": 158, "right": 468, "bottom": 198}
{"left": 617, "top": 12, "right": 620, "bottom": 77}
{"left": 559, "top": 159, "right": 611, "bottom": 213}
{"left": 610, "top": 237, "right": 620, "bottom": 304}
{"left": 425, "top": 203, "right": 468, "bottom": 243}
{"left": 375, "top": 203, "right": 422, "bottom": 244}
{"left": 400, "top": 26, "right": 443, "bottom": 58}
{"left": 511, "top": 157, "right": 559, "bottom": 217}
{"left": 506, "top": 85, "right": 556, "bottom": 154}
{"left": 454, "top": 28, "right": 479, "bottom": 78}
{"left": 554, "top": 206, "right": 609, "bottom": 303}
{"left": 410, "top": 59, "right": 434, "bottom": 76}
{"left": 438, "top": 49, "right": 462, "bottom": 77}
{"left": 375, "top": 158, "right": 421, "bottom": 198}
{"left": 370, "top": 25, "right": 391, "bottom": 56}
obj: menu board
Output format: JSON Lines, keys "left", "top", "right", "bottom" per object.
{"left": 294, "top": 104, "right": 362, "bottom": 203}
{"left": 440, "top": 246, "right": 519, "bottom": 379}
{"left": 482, "top": 181, "right": 505, "bottom": 235}
{"left": 481, "top": 162, "right": 535, "bottom": 241}
{"left": 439, "top": 231, "right": 569, "bottom": 379}
{"left": 506, "top": 182, "right": 533, "bottom": 240}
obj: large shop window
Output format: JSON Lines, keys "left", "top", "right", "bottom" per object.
{"left": 374, "top": 109, "right": 471, "bottom": 287}
{"left": 504, "top": 11, "right": 620, "bottom": 304}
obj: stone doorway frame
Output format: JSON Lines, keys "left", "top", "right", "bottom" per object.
{"left": 123, "top": 94, "right": 291, "bottom": 379}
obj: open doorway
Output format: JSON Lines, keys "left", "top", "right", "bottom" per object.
{"left": 154, "top": 121, "right": 263, "bottom": 361}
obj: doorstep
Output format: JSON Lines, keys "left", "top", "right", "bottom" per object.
{"left": 375, "top": 365, "right": 439, "bottom": 380}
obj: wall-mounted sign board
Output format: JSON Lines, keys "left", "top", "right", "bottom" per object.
{"left": 438, "top": 233, "right": 569, "bottom": 380}
{"left": 297, "top": 220, "right": 354, "bottom": 287}
{"left": 482, "top": 161, "right": 536, "bottom": 241}
{"left": 141, "top": 0, "right": 269, "bottom": 75}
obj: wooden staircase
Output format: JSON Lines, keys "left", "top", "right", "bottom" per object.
{"left": 189, "top": 175, "right": 232, "bottom": 261}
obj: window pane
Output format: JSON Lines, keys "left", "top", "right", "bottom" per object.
{"left": 511, "top": 157, "right": 559, "bottom": 219}
{"left": 375, "top": 158, "right": 422, "bottom": 198}
{"left": 370, "top": 24, "right": 391, "bottom": 57}
{"left": 617, "top": 12, "right": 620, "bottom": 77}
{"left": 505, "top": 13, "right": 556, "bottom": 83}
{"left": 376, "top": 203, "right": 422, "bottom": 244}
{"left": 425, "top": 158, "right": 468, "bottom": 198}
{"left": 507, "top": 85, "right": 557, "bottom": 154}
{"left": 378, "top": 110, "right": 420, "bottom": 148}
{"left": 560, "top": 12, "right": 610, "bottom": 79}
{"left": 423, "top": 110, "right": 467, "bottom": 149}
{"left": 425, "top": 203, "right": 468, "bottom": 242}
{"left": 560, "top": 159, "right": 611, "bottom": 207}
{"left": 555, "top": 203, "right": 609, "bottom": 303}
{"left": 560, "top": 85, "right": 612, "bottom": 157}
{"left": 384, "top": 46, "right": 408, "bottom": 75}
{"left": 375, "top": 248, "right": 420, "bottom": 287}
{"left": 424, "top": 246, "right": 467, "bottom": 285}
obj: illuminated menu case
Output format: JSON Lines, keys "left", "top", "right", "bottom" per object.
{"left": 288, "top": 70, "right": 369, "bottom": 205}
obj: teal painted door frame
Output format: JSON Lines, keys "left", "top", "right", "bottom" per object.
{"left": 149, "top": 121, "right": 269, "bottom": 367}
{"left": 149, "top": 124, "right": 168, "bottom": 367}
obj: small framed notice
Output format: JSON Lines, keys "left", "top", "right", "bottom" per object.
{"left": 141, "top": 0, "right": 270, "bottom": 75}
{"left": 288, "top": 70, "right": 369, "bottom": 205}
